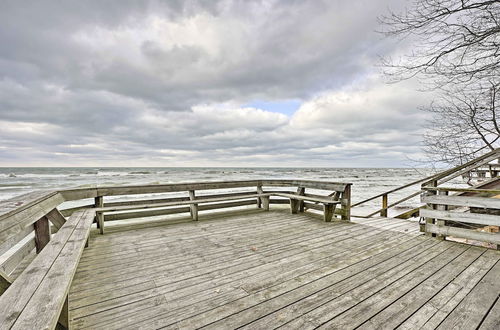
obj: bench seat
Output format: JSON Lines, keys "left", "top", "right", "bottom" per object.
{"left": 0, "top": 209, "right": 96, "bottom": 330}
{"left": 273, "top": 192, "right": 341, "bottom": 222}
{"left": 94, "top": 193, "right": 272, "bottom": 234}
{"left": 94, "top": 193, "right": 271, "bottom": 213}
{"left": 272, "top": 192, "right": 341, "bottom": 204}
{"left": 94, "top": 191, "right": 344, "bottom": 234}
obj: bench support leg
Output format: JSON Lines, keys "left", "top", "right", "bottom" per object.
{"left": 57, "top": 294, "right": 69, "bottom": 329}
{"left": 323, "top": 204, "right": 335, "bottom": 222}
{"left": 290, "top": 199, "right": 299, "bottom": 214}
{"left": 34, "top": 216, "right": 51, "bottom": 253}
{"left": 261, "top": 196, "right": 270, "bottom": 211}
{"left": 189, "top": 190, "right": 198, "bottom": 221}
{"left": 0, "top": 270, "right": 11, "bottom": 295}
{"left": 97, "top": 213, "right": 104, "bottom": 235}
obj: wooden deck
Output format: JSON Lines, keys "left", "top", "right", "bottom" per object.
{"left": 68, "top": 209, "right": 500, "bottom": 329}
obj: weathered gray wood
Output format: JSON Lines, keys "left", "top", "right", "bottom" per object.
{"left": 435, "top": 190, "right": 448, "bottom": 240}
{"left": 11, "top": 210, "right": 95, "bottom": 330}
{"left": 257, "top": 185, "right": 269, "bottom": 211}
{"left": 69, "top": 213, "right": 423, "bottom": 328}
{"left": 260, "top": 179, "right": 348, "bottom": 192}
{"left": 420, "top": 208, "right": 500, "bottom": 226}
{"left": 0, "top": 192, "right": 64, "bottom": 244}
{"left": 272, "top": 193, "right": 340, "bottom": 204}
{"left": 398, "top": 249, "right": 500, "bottom": 329}
{"left": 95, "top": 196, "right": 104, "bottom": 234}
{"left": 381, "top": 193, "right": 388, "bottom": 217}
{"left": 189, "top": 190, "right": 198, "bottom": 221}
{"left": 60, "top": 188, "right": 98, "bottom": 201}
{"left": 0, "top": 238, "right": 36, "bottom": 275}
{"left": 94, "top": 193, "right": 270, "bottom": 213}
{"left": 0, "top": 190, "right": 58, "bottom": 222}
{"left": 437, "top": 260, "right": 500, "bottom": 329}
{"left": 0, "top": 269, "right": 11, "bottom": 295}
{"left": 0, "top": 224, "right": 33, "bottom": 256}
{"left": 46, "top": 208, "right": 67, "bottom": 230}
{"left": 297, "top": 187, "right": 305, "bottom": 212}
{"left": 341, "top": 184, "right": 351, "bottom": 221}
{"left": 479, "top": 298, "right": 500, "bottom": 330}
{"left": 324, "top": 203, "right": 335, "bottom": 222}
{"left": 290, "top": 199, "right": 299, "bottom": 214}
{"left": 0, "top": 210, "right": 91, "bottom": 328}
{"left": 33, "top": 216, "right": 50, "bottom": 253}
{"left": 58, "top": 295, "right": 69, "bottom": 329}
{"left": 426, "top": 223, "right": 500, "bottom": 245}
{"left": 422, "top": 186, "right": 500, "bottom": 194}
{"left": 422, "top": 194, "right": 500, "bottom": 209}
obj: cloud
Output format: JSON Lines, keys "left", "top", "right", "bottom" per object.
{"left": 0, "top": 0, "right": 430, "bottom": 167}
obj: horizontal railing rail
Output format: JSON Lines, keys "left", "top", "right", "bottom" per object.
{"left": 420, "top": 186, "right": 500, "bottom": 247}
{"left": 420, "top": 149, "right": 500, "bottom": 247}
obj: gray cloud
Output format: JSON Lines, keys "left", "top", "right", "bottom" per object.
{"left": 0, "top": 0, "right": 429, "bottom": 167}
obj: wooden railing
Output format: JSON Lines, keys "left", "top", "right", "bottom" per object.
{"left": 352, "top": 148, "right": 500, "bottom": 219}
{"left": 420, "top": 148, "right": 500, "bottom": 247}
{"left": 420, "top": 186, "right": 500, "bottom": 247}
{"left": 0, "top": 179, "right": 351, "bottom": 292}
{"left": 351, "top": 176, "right": 432, "bottom": 219}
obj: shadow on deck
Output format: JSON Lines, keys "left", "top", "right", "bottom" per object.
{"left": 69, "top": 209, "right": 500, "bottom": 329}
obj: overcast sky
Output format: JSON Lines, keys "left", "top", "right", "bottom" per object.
{"left": 0, "top": 0, "right": 432, "bottom": 167}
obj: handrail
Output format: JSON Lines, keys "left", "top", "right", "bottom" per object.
{"left": 352, "top": 148, "right": 500, "bottom": 219}
{"left": 421, "top": 148, "right": 500, "bottom": 186}
{"left": 351, "top": 176, "right": 435, "bottom": 208}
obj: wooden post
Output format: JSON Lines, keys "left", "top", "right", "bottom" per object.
{"left": 0, "top": 270, "right": 11, "bottom": 295}
{"left": 95, "top": 196, "right": 104, "bottom": 235}
{"left": 257, "top": 185, "right": 269, "bottom": 211}
{"left": 189, "top": 190, "right": 198, "bottom": 221}
{"left": 436, "top": 190, "right": 448, "bottom": 240}
{"left": 424, "top": 180, "right": 438, "bottom": 236}
{"left": 46, "top": 208, "right": 67, "bottom": 231}
{"left": 57, "top": 294, "right": 69, "bottom": 329}
{"left": 256, "top": 183, "right": 262, "bottom": 209}
{"left": 290, "top": 199, "right": 299, "bottom": 214}
{"left": 341, "top": 184, "right": 351, "bottom": 221}
{"left": 297, "top": 187, "right": 305, "bottom": 212}
{"left": 324, "top": 204, "right": 335, "bottom": 222}
{"left": 34, "top": 216, "right": 50, "bottom": 253}
{"left": 380, "top": 193, "right": 388, "bottom": 217}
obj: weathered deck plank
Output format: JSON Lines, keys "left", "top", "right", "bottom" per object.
{"left": 68, "top": 209, "right": 500, "bottom": 329}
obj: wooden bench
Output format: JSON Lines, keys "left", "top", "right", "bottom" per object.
{"left": 93, "top": 188, "right": 347, "bottom": 234}
{"left": 0, "top": 209, "right": 95, "bottom": 329}
{"left": 94, "top": 193, "right": 272, "bottom": 234}
{"left": 272, "top": 192, "right": 341, "bottom": 222}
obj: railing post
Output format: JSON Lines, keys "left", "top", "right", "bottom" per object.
{"left": 436, "top": 190, "right": 448, "bottom": 240}
{"left": 34, "top": 216, "right": 50, "bottom": 253}
{"left": 297, "top": 187, "right": 305, "bottom": 212}
{"left": 424, "top": 180, "right": 438, "bottom": 236}
{"left": 189, "top": 190, "right": 198, "bottom": 221}
{"left": 257, "top": 184, "right": 269, "bottom": 211}
{"left": 380, "top": 193, "right": 388, "bottom": 217}
{"left": 256, "top": 183, "right": 262, "bottom": 209}
{"left": 341, "top": 184, "right": 351, "bottom": 221}
{"left": 95, "top": 196, "right": 104, "bottom": 235}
